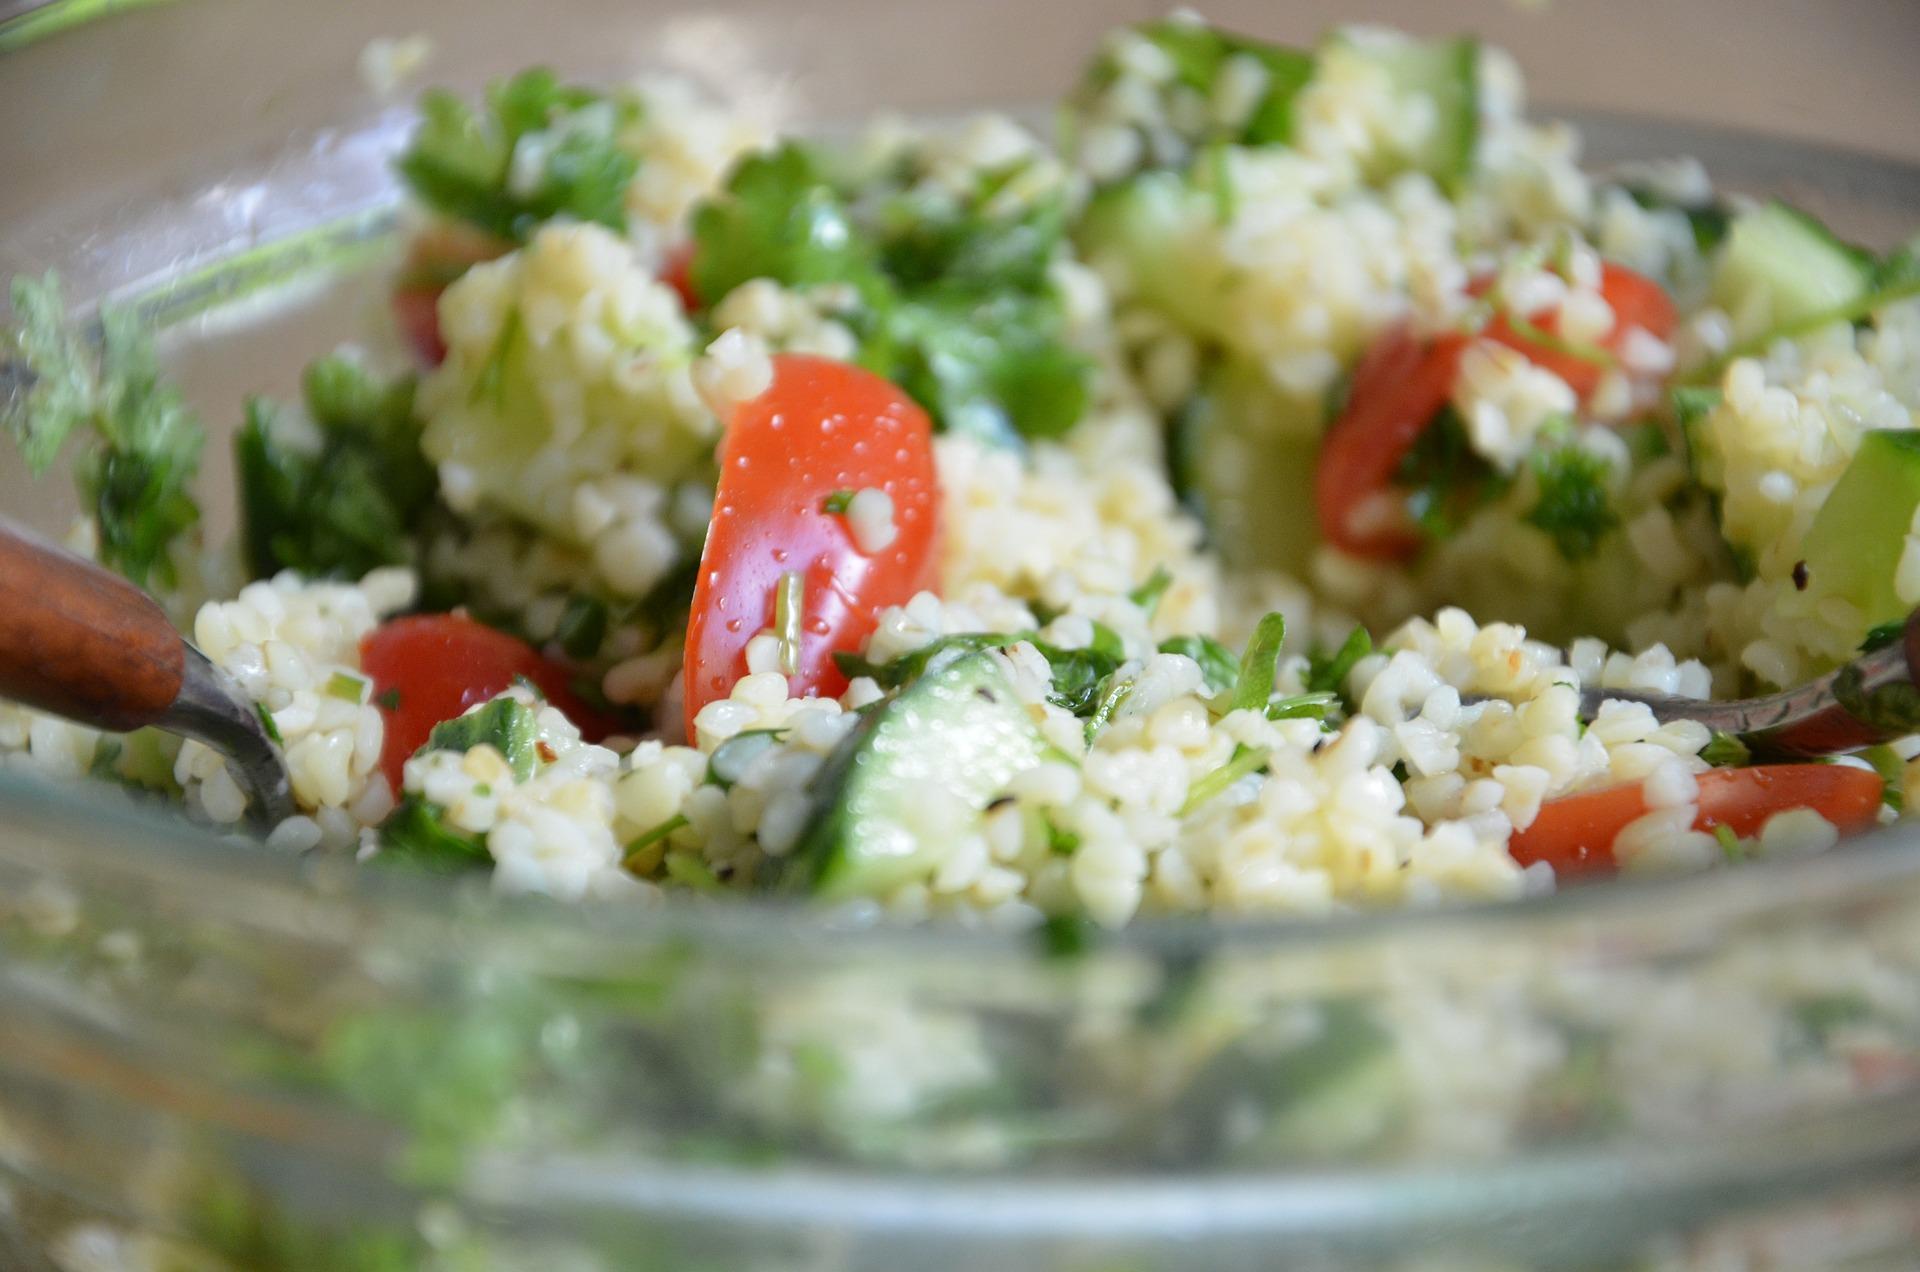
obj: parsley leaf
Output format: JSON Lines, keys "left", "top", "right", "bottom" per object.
{"left": 1395, "top": 405, "right": 1508, "bottom": 543}
{"left": 1159, "top": 634, "right": 1239, "bottom": 696}
{"left": 1306, "top": 625, "right": 1372, "bottom": 697}
{"left": 1525, "top": 445, "right": 1619, "bottom": 562}
{"left": 1226, "top": 611, "right": 1286, "bottom": 714}
{"left": 420, "top": 697, "right": 543, "bottom": 782}
{"left": 236, "top": 355, "right": 435, "bottom": 580}
{"left": 377, "top": 796, "right": 490, "bottom": 871}
{"left": 397, "top": 69, "right": 640, "bottom": 243}
{"left": 3, "top": 273, "right": 204, "bottom": 589}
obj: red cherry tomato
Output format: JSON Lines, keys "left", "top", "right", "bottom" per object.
{"left": 1313, "top": 324, "right": 1469, "bottom": 560}
{"left": 361, "top": 613, "right": 615, "bottom": 794}
{"left": 661, "top": 241, "right": 700, "bottom": 311}
{"left": 1508, "top": 764, "right": 1885, "bottom": 877}
{"left": 1317, "top": 264, "right": 1677, "bottom": 561}
{"left": 389, "top": 225, "right": 510, "bottom": 368}
{"left": 683, "top": 354, "right": 939, "bottom": 737}
{"left": 1478, "top": 261, "right": 1678, "bottom": 398}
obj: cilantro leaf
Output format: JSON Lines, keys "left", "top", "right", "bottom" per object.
{"left": 1525, "top": 445, "right": 1619, "bottom": 562}
{"left": 397, "top": 69, "right": 640, "bottom": 243}
{"left": 236, "top": 355, "right": 435, "bottom": 580}
{"left": 3, "top": 273, "right": 204, "bottom": 589}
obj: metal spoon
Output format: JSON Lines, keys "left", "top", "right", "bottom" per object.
{"left": 0, "top": 521, "right": 294, "bottom": 828}
{"left": 1489, "top": 610, "right": 1920, "bottom": 759}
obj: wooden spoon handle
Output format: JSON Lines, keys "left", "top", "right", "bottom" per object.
{"left": 0, "top": 521, "right": 184, "bottom": 732}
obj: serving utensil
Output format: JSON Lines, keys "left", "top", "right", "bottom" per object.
{"left": 1551, "top": 610, "right": 1920, "bottom": 759}
{"left": 0, "top": 521, "right": 294, "bottom": 828}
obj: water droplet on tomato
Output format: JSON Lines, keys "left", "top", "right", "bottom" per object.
{"left": 772, "top": 548, "right": 788, "bottom": 563}
{"left": 807, "top": 618, "right": 829, "bottom": 635}
{"left": 725, "top": 619, "right": 742, "bottom": 633}
{"left": 716, "top": 595, "right": 729, "bottom": 612}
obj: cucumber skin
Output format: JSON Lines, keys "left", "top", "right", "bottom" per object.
{"left": 1712, "top": 201, "right": 1875, "bottom": 342}
{"left": 1802, "top": 429, "right": 1920, "bottom": 632}
{"left": 785, "top": 650, "right": 1047, "bottom": 900}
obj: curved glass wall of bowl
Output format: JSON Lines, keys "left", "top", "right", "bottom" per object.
{"left": 3, "top": 770, "right": 1920, "bottom": 1268}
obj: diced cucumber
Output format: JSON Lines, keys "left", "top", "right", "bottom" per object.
{"left": 1171, "top": 357, "right": 1323, "bottom": 571}
{"left": 1078, "top": 171, "right": 1231, "bottom": 337}
{"left": 1328, "top": 31, "right": 1479, "bottom": 185}
{"left": 1710, "top": 201, "right": 1876, "bottom": 344}
{"left": 1801, "top": 429, "right": 1920, "bottom": 632}
{"left": 784, "top": 650, "right": 1048, "bottom": 900}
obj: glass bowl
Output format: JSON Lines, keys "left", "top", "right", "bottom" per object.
{"left": 4, "top": 2, "right": 1920, "bottom": 1268}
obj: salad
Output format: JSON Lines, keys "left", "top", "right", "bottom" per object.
{"left": 6, "top": 15, "right": 1920, "bottom": 931}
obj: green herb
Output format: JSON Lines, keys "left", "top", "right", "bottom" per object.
{"left": 834, "top": 632, "right": 1020, "bottom": 690}
{"left": 821, "top": 488, "right": 856, "bottom": 514}
{"left": 1205, "top": 140, "right": 1237, "bottom": 225}
{"left": 325, "top": 671, "right": 368, "bottom": 703}
{"left": 1084, "top": 675, "right": 1134, "bottom": 741}
{"left": 421, "top": 697, "right": 543, "bottom": 781}
{"left": 396, "top": 68, "right": 641, "bottom": 243}
{"left": 1043, "top": 815, "right": 1081, "bottom": 856}
{"left": 706, "top": 728, "right": 787, "bottom": 790}
{"left": 687, "top": 139, "right": 1091, "bottom": 444}
{"left": 1266, "top": 691, "right": 1339, "bottom": 721}
{"left": 774, "top": 570, "right": 805, "bottom": 677}
{"left": 622, "top": 813, "right": 688, "bottom": 868}
{"left": 552, "top": 594, "right": 610, "bottom": 660}
{"left": 1714, "top": 822, "right": 1743, "bottom": 861}
{"left": 1504, "top": 306, "right": 1616, "bottom": 370}
{"left": 1087, "top": 620, "right": 1126, "bottom": 661}
{"left": 1692, "top": 243, "right": 1920, "bottom": 382}
{"left": 1700, "top": 730, "right": 1751, "bottom": 768}
{"left": 1306, "top": 625, "right": 1372, "bottom": 697}
{"left": 1159, "top": 633, "right": 1239, "bottom": 696}
{"left": 377, "top": 796, "right": 490, "bottom": 871}
{"left": 1128, "top": 565, "right": 1174, "bottom": 616}
{"left": 3, "top": 273, "right": 204, "bottom": 588}
{"left": 254, "top": 702, "right": 284, "bottom": 745}
{"left": 1181, "top": 743, "right": 1271, "bottom": 815}
{"left": 374, "top": 687, "right": 403, "bottom": 713}
{"left": 664, "top": 850, "right": 721, "bottom": 891}
{"left": 1525, "top": 445, "right": 1619, "bottom": 562}
{"left": 1861, "top": 620, "right": 1905, "bottom": 653}
{"left": 1036, "top": 641, "right": 1126, "bottom": 717}
{"left": 1620, "top": 184, "right": 1732, "bottom": 253}
{"left": 1038, "top": 911, "right": 1093, "bottom": 960}
{"left": 1395, "top": 406, "right": 1508, "bottom": 543}
{"left": 1226, "top": 611, "right": 1286, "bottom": 714}
{"left": 236, "top": 354, "right": 435, "bottom": 581}
{"left": 1860, "top": 743, "right": 1906, "bottom": 813}
{"left": 1793, "top": 993, "right": 1873, "bottom": 1043}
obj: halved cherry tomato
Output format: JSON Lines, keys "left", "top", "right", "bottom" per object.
{"left": 1317, "top": 263, "right": 1677, "bottom": 561}
{"left": 361, "top": 613, "right": 616, "bottom": 794}
{"left": 683, "top": 354, "right": 939, "bottom": 737}
{"left": 1313, "top": 324, "right": 1469, "bottom": 559}
{"left": 1509, "top": 763, "right": 1885, "bottom": 876}
{"left": 1477, "top": 261, "right": 1678, "bottom": 399}
{"left": 661, "top": 242, "right": 700, "bottom": 312}
{"left": 390, "top": 224, "right": 511, "bottom": 368}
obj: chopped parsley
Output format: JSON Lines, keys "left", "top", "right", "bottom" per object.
{"left": 1128, "top": 565, "right": 1174, "bottom": 616}
{"left": 397, "top": 68, "right": 641, "bottom": 243}
{"left": 821, "top": 489, "right": 857, "bottom": 514}
{"left": 3, "top": 273, "right": 204, "bottom": 589}
{"left": 1525, "top": 445, "right": 1619, "bottom": 562}
{"left": 1159, "top": 634, "right": 1239, "bottom": 696}
{"left": 1180, "top": 743, "right": 1271, "bottom": 815}
{"left": 420, "top": 697, "right": 543, "bottom": 782}
{"left": 1699, "top": 731, "right": 1751, "bottom": 768}
{"left": 1395, "top": 406, "right": 1508, "bottom": 543}
{"left": 377, "top": 796, "right": 490, "bottom": 871}
{"left": 236, "top": 354, "right": 435, "bottom": 581}
{"left": 1306, "top": 625, "right": 1372, "bottom": 698}
{"left": 1225, "top": 611, "right": 1287, "bottom": 715}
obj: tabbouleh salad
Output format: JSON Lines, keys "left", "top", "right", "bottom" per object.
{"left": 7, "top": 14, "right": 1920, "bottom": 930}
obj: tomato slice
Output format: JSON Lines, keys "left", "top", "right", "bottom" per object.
{"left": 683, "top": 354, "right": 939, "bottom": 736}
{"left": 1317, "top": 263, "right": 1677, "bottom": 562}
{"left": 661, "top": 241, "right": 700, "bottom": 312}
{"left": 1509, "top": 764, "right": 1885, "bottom": 876}
{"left": 1479, "top": 262, "right": 1678, "bottom": 399}
{"left": 361, "top": 613, "right": 615, "bottom": 794}
{"left": 1313, "top": 325, "right": 1469, "bottom": 560}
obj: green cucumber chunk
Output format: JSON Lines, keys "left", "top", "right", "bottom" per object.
{"left": 1710, "top": 201, "right": 1875, "bottom": 344}
{"left": 1078, "top": 171, "right": 1230, "bottom": 337}
{"left": 1172, "top": 357, "right": 1323, "bottom": 571}
{"left": 1801, "top": 429, "right": 1920, "bottom": 632}
{"left": 1329, "top": 31, "right": 1479, "bottom": 185}
{"left": 787, "top": 650, "right": 1048, "bottom": 900}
